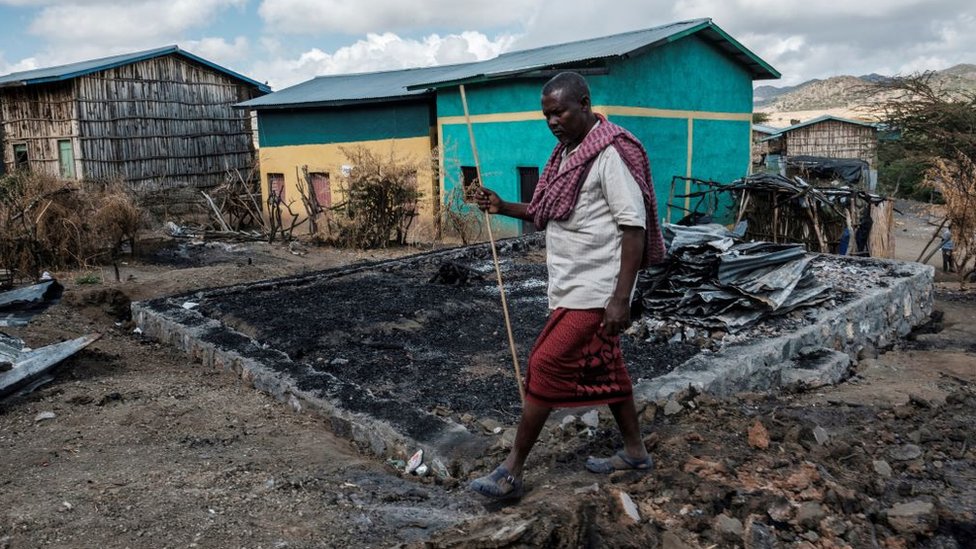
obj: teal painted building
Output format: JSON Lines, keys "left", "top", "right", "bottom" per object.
{"left": 239, "top": 19, "right": 779, "bottom": 239}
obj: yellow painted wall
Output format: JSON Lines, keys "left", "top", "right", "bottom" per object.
{"left": 258, "top": 135, "right": 438, "bottom": 241}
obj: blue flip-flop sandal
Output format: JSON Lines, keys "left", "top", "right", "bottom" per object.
{"left": 470, "top": 465, "right": 524, "bottom": 500}
{"left": 585, "top": 450, "right": 654, "bottom": 474}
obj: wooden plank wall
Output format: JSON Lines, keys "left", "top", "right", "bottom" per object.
{"left": 785, "top": 120, "right": 877, "bottom": 167}
{"left": 0, "top": 81, "right": 77, "bottom": 177}
{"left": 75, "top": 54, "right": 260, "bottom": 191}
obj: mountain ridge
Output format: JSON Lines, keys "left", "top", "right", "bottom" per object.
{"left": 754, "top": 64, "right": 976, "bottom": 113}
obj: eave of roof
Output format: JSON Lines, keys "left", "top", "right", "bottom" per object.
{"left": 775, "top": 114, "right": 880, "bottom": 135}
{"left": 406, "top": 18, "right": 779, "bottom": 90}
{"left": 236, "top": 63, "right": 474, "bottom": 110}
{"left": 0, "top": 46, "right": 270, "bottom": 93}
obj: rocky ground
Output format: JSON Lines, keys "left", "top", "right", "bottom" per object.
{"left": 1, "top": 204, "right": 975, "bottom": 548}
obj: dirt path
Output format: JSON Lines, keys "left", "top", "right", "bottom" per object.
{"left": 2, "top": 205, "right": 975, "bottom": 548}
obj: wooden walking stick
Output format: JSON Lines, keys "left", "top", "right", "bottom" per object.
{"left": 458, "top": 84, "right": 525, "bottom": 405}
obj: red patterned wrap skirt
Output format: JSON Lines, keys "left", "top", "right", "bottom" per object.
{"left": 524, "top": 308, "right": 634, "bottom": 408}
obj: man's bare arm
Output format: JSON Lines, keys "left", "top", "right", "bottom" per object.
{"left": 602, "top": 226, "right": 645, "bottom": 336}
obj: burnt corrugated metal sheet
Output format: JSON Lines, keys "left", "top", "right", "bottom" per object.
{"left": 0, "top": 280, "right": 63, "bottom": 327}
{"left": 239, "top": 18, "right": 779, "bottom": 110}
{"left": 0, "top": 46, "right": 270, "bottom": 93}
{"left": 639, "top": 224, "right": 831, "bottom": 331}
{"left": 0, "top": 333, "right": 102, "bottom": 398}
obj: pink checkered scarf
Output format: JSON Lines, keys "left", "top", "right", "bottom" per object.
{"left": 527, "top": 114, "right": 666, "bottom": 267}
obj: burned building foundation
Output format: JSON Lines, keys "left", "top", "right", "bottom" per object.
{"left": 133, "top": 235, "right": 934, "bottom": 471}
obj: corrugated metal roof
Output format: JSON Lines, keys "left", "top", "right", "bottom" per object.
{"left": 238, "top": 62, "right": 476, "bottom": 109}
{"left": 775, "top": 115, "right": 879, "bottom": 135}
{"left": 408, "top": 18, "right": 778, "bottom": 89}
{"left": 0, "top": 45, "right": 271, "bottom": 93}
{"left": 239, "top": 18, "right": 779, "bottom": 110}
{"left": 752, "top": 124, "right": 781, "bottom": 134}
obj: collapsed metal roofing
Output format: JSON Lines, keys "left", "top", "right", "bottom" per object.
{"left": 638, "top": 224, "right": 832, "bottom": 332}
{"left": 0, "top": 45, "right": 271, "bottom": 93}
{"left": 0, "top": 280, "right": 63, "bottom": 327}
{"left": 239, "top": 18, "right": 779, "bottom": 110}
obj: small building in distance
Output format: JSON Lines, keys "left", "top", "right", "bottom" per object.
{"left": 751, "top": 123, "right": 782, "bottom": 170}
{"left": 0, "top": 46, "right": 269, "bottom": 194}
{"left": 763, "top": 114, "right": 879, "bottom": 187}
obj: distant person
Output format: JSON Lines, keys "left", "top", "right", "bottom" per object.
{"left": 470, "top": 72, "right": 666, "bottom": 500}
{"left": 941, "top": 226, "right": 956, "bottom": 273}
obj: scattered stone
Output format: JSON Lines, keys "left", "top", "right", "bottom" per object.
{"left": 34, "top": 411, "right": 56, "bottom": 422}
{"left": 430, "top": 458, "right": 450, "bottom": 480}
{"left": 908, "top": 394, "right": 932, "bottom": 408}
{"left": 767, "top": 499, "right": 793, "bottom": 523}
{"left": 748, "top": 419, "right": 770, "bottom": 450}
{"left": 432, "top": 405, "right": 451, "bottom": 416}
{"left": 460, "top": 413, "right": 474, "bottom": 424}
{"left": 812, "top": 426, "right": 829, "bottom": 445}
{"left": 664, "top": 400, "right": 683, "bottom": 416}
{"left": 786, "top": 464, "right": 820, "bottom": 492}
{"left": 330, "top": 358, "right": 349, "bottom": 366}
{"left": 499, "top": 428, "right": 516, "bottom": 448}
{"left": 873, "top": 459, "right": 893, "bottom": 478}
{"left": 746, "top": 518, "right": 776, "bottom": 549}
{"left": 560, "top": 415, "right": 578, "bottom": 429}
{"left": 615, "top": 490, "right": 641, "bottom": 524}
{"left": 640, "top": 403, "right": 657, "bottom": 423}
{"left": 478, "top": 418, "right": 502, "bottom": 433}
{"left": 661, "top": 531, "right": 694, "bottom": 549}
{"left": 573, "top": 483, "right": 599, "bottom": 495}
{"left": 414, "top": 464, "right": 429, "bottom": 477}
{"left": 581, "top": 410, "right": 600, "bottom": 428}
{"left": 713, "top": 513, "right": 744, "bottom": 540}
{"left": 893, "top": 405, "right": 914, "bottom": 419}
{"left": 889, "top": 444, "right": 923, "bottom": 462}
{"left": 682, "top": 457, "right": 727, "bottom": 478}
{"left": 800, "top": 530, "right": 819, "bottom": 542}
{"left": 886, "top": 500, "right": 938, "bottom": 535}
{"left": 795, "top": 502, "right": 826, "bottom": 529}
{"left": 820, "top": 516, "right": 848, "bottom": 538}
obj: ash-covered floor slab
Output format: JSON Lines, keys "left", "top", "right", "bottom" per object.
{"left": 133, "top": 236, "right": 933, "bottom": 469}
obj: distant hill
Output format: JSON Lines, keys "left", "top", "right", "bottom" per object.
{"left": 754, "top": 64, "right": 976, "bottom": 113}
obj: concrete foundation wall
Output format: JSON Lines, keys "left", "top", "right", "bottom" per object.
{"left": 134, "top": 247, "right": 933, "bottom": 471}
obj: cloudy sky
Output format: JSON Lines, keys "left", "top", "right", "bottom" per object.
{"left": 0, "top": 0, "right": 972, "bottom": 91}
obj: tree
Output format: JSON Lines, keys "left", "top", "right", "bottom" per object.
{"left": 752, "top": 111, "right": 771, "bottom": 124}
{"left": 870, "top": 72, "right": 976, "bottom": 283}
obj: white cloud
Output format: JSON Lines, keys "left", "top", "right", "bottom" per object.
{"left": 665, "top": 0, "right": 976, "bottom": 85}
{"left": 183, "top": 36, "right": 251, "bottom": 66}
{"left": 0, "top": 52, "right": 39, "bottom": 77}
{"left": 9, "top": 0, "right": 244, "bottom": 68}
{"left": 257, "top": 0, "right": 537, "bottom": 34}
{"left": 252, "top": 31, "right": 517, "bottom": 90}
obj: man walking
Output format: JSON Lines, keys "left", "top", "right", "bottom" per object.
{"left": 470, "top": 72, "right": 666, "bottom": 500}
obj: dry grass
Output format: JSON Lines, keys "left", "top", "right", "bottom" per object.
{"left": 0, "top": 173, "right": 143, "bottom": 281}
{"left": 320, "top": 147, "right": 423, "bottom": 249}
{"left": 924, "top": 153, "right": 976, "bottom": 283}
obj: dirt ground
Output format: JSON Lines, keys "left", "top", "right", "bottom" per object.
{"left": 2, "top": 204, "right": 975, "bottom": 549}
